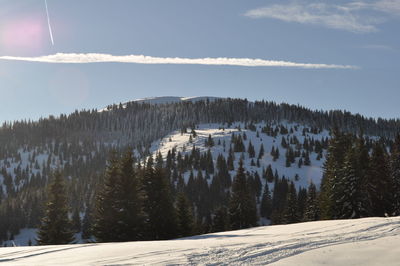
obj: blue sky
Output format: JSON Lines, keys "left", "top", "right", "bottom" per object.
{"left": 0, "top": 0, "right": 399, "bottom": 122}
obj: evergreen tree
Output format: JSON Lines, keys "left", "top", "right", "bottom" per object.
{"left": 116, "top": 150, "right": 145, "bottom": 241}
{"left": 81, "top": 208, "right": 93, "bottom": 240}
{"left": 229, "top": 160, "right": 258, "bottom": 229}
{"left": 320, "top": 128, "right": 352, "bottom": 219}
{"left": 273, "top": 148, "right": 280, "bottom": 161}
{"left": 297, "top": 187, "right": 307, "bottom": 220}
{"left": 71, "top": 208, "right": 81, "bottom": 233}
{"left": 143, "top": 156, "right": 178, "bottom": 240}
{"left": 227, "top": 148, "right": 235, "bottom": 171}
{"left": 247, "top": 141, "right": 256, "bottom": 158}
{"left": 205, "top": 134, "right": 214, "bottom": 147}
{"left": 212, "top": 207, "right": 230, "bottom": 232}
{"left": 37, "top": 171, "right": 74, "bottom": 245}
{"left": 270, "top": 177, "right": 288, "bottom": 224}
{"left": 338, "top": 146, "right": 367, "bottom": 219}
{"left": 304, "top": 151, "right": 311, "bottom": 166}
{"left": 93, "top": 151, "right": 122, "bottom": 242}
{"left": 303, "top": 182, "right": 319, "bottom": 221}
{"left": 176, "top": 193, "right": 194, "bottom": 237}
{"left": 258, "top": 144, "right": 265, "bottom": 159}
{"left": 298, "top": 158, "right": 303, "bottom": 168}
{"left": 390, "top": 135, "right": 400, "bottom": 215}
{"left": 260, "top": 182, "right": 272, "bottom": 219}
{"left": 367, "top": 143, "right": 392, "bottom": 216}
{"left": 283, "top": 182, "right": 299, "bottom": 224}
{"left": 266, "top": 165, "right": 274, "bottom": 183}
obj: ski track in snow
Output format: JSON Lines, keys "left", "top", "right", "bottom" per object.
{"left": 0, "top": 217, "right": 399, "bottom": 265}
{"left": 188, "top": 218, "right": 400, "bottom": 265}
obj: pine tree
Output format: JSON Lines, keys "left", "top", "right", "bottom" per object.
{"left": 266, "top": 165, "right": 274, "bottom": 183}
{"left": 273, "top": 148, "right": 280, "bottom": 161}
{"left": 304, "top": 151, "right": 311, "bottom": 166}
{"left": 390, "top": 135, "right": 400, "bottom": 215}
{"left": 229, "top": 160, "right": 258, "bottom": 230}
{"left": 303, "top": 182, "right": 319, "bottom": 221}
{"left": 143, "top": 156, "right": 178, "bottom": 240}
{"left": 206, "top": 134, "right": 214, "bottom": 147}
{"left": 71, "top": 208, "right": 81, "bottom": 233}
{"left": 247, "top": 141, "right": 255, "bottom": 158}
{"left": 367, "top": 143, "right": 392, "bottom": 216}
{"left": 270, "top": 177, "right": 288, "bottom": 224}
{"left": 176, "top": 193, "right": 194, "bottom": 237}
{"left": 258, "top": 144, "right": 265, "bottom": 159}
{"left": 319, "top": 128, "right": 352, "bottom": 219}
{"left": 338, "top": 146, "right": 367, "bottom": 219}
{"left": 116, "top": 150, "right": 145, "bottom": 241}
{"left": 227, "top": 148, "right": 235, "bottom": 171}
{"left": 37, "top": 171, "right": 74, "bottom": 245}
{"left": 260, "top": 182, "right": 272, "bottom": 219}
{"left": 81, "top": 208, "right": 92, "bottom": 240}
{"left": 297, "top": 187, "right": 307, "bottom": 219}
{"left": 93, "top": 151, "right": 122, "bottom": 242}
{"left": 283, "top": 182, "right": 299, "bottom": 224}
{"left": 212, "top": 207, "right": 230, "bottom": 232}
{"left": 298, "top": 158, "right": 303, "bottom": 168}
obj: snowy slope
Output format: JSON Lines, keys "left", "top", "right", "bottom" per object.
{"left": 150, "top": 122, "right": 329, "bottom": 189}
{"left": 0, "top": 217, "right": 399, "bottom": 265}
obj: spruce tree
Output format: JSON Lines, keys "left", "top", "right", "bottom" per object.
{"left": 93, "top": 151, "right": 121, "bottom": 242}
{"left": 270, "top": 177, "right": 288, "bottom": 224}
{"left": 320, "top": 128, "right": 352, "bottom": 219}
{"left": 303, "top": 182, "right": 319, "bottom": 221}
{"left": 260, "top": 182, "right": 272, "bottom": 219}
{"left": 37, "top": 171, "right": 75, "bottom": 245}
{"left": 229, "top": 160, "right": 257, "bottom": 230}
{"left": 116, "top": 150, "right": 145, "bottom": 241}
{"left": 390, "top": 135, "right": 400, "bottom": 215}
{"left": 176, "top": 193, "right": 194, "bottom": 237}
{"left": 258, "top": 144, "right": 264, "bottom": 159}
{"left": 266, "top": 165, "right": 274, "bottom": 183}
{"left": 81, "top": 208, "right": 93, "bottom": 240}
{"left": 338, "top": 146, "right": 367, "bottom": 219}
{"left": 297, "top": 187, "right": 307, "bottom": 220}
{"left": 367, "top": 143, "right": 392, "bottom": 216}
{"left": 71, "top": 208, "right": 81, "bottom": 233}
{"left": 212, "top": 207, "right": 230, "bottom": 232}
{"left": 247, "top": 141, "right": 255, "bottom": 158}
{"left": 283, "top": 182, "right": 299, "bottom": 224}
{"left": 143, "top": 156, "right": 178, "bottom": 240}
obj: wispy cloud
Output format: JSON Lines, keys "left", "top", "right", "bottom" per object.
{"left": 245, "top": 0, "right": 400, "bottom": 33}
{"left": 0, "top": 53, "right": 357, "bottom": 69}
{"left": 362, "top": 44, "right": 398, "bottom": 51}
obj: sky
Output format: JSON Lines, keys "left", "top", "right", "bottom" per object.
{"left": 0, "top": 0, "right": 399, "bottom": 122}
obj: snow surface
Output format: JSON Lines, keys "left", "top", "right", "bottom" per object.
{"left": 0, "top": 217, "right": 399, "bottom": 265}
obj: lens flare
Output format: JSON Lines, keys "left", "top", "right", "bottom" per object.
{"left": 0, "top": 17, "right": 46, "bottom": 54}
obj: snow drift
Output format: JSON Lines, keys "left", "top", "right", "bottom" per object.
{"left": 0, "top": 217, "right": 399, "bottom": 265}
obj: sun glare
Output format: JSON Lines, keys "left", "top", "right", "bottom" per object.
{"left": 0, "top": 17, "right": 46, "bottom": 54}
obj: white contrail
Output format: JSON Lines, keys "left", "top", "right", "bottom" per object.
{"left": 0, "top": 53, "right": 358, "bottom": 69}
{"left": 44, "top": 0, "right": 54, "bottom": 45}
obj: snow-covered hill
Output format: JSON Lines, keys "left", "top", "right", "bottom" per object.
{"left": 0, "top": 217, "right": 399, "bottom": 265}
{"left": 150, "top": 121, "right": 329, "bottom": 189}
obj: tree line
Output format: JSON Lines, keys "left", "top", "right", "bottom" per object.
{"left": 36, "top": 129, "right": 400, "bottom": 245}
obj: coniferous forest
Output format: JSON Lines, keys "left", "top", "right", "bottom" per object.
{"left": 0, "top": 98, "right": 399, "bottom": 245}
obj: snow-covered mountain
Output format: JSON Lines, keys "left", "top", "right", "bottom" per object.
{"left": 0, "top": 217, "right": 398, "bottom": 265}
{"left": 1, "top": 96, "right": 398, "bottom": 248}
